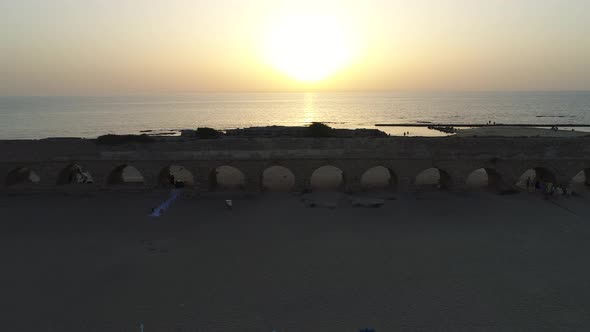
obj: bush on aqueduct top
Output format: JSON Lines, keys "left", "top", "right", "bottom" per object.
{"left": 96, "top": 134, "right": 155, "bottom": 145}
{"left": 196, "top": 127, "right": 222, "bottom": 139}
{"left": 308, "top": 122, "right": 334, "bottom": 138}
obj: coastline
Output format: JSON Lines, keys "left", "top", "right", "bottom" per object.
{"left": 3, "top": 123, "right": 590, "bottom": 141}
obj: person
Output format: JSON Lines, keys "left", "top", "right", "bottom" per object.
{"left": 556, "top": 186, "right": 564, "bottom": 196}
{"left": 526, "top": 176, "right": 531, "bottom": 191}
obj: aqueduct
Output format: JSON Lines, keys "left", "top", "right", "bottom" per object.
{"left": 1, "top": 137, "right": 589, "bottom": 192}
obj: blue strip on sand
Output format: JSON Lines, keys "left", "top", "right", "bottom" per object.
{"left": 149, "top": 189, "right": 182, "bottom": 217}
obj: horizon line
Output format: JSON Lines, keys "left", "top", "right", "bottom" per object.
{"left": 3, "top": 89, "right": 590, "bottom": 98}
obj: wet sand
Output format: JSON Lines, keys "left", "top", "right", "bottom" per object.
{"left": 2, "top": 190, "right": 590, "bottom": 331}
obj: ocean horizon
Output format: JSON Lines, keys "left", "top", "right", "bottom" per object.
{"left": 1, "top": 91, "right": 590, "bottom": 139}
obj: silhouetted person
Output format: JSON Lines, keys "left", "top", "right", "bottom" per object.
{"left": 526, "top": 177, "right": 531, "bottom": 190}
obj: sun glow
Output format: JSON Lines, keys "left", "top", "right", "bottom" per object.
{"left": 262, "top": 13, "right": 358, "bottom": 83}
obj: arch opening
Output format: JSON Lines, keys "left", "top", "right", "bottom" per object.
{"left": 571, "top": 169, "right": 590, "bottom": 190}
{"left": 262, "top": 166, "right": 295, "bottom": 192}
{"left": 360, "top": 166, "right": 397, "bottom": 191}
{"left": 466, "top": 168, "right": 502, "bottom": 190}
{"left": 516, "top": 167, "right": 557, "bottom": 190}
{"left": 6, "top": 167, "right": 40, "bottom": 186}
{"left": 57, "top": 164, "right": 94, "bottom": 185}
{"left": 415, "top": 168, "right": 452, "bottom": 190}
{"left": 210, "top": 165, "right": 246, "bottom": 191}
{"left": 158, "top": 165, "right": 194, "bottom": 188}
{"left": 310, "top": 165, "right": 344, "bottom": 191}
{"left": 107, "top": 165, "right": 145, "bottom": 185}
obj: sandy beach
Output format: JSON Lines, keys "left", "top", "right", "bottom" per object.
{"left": 2, "top": 189, "right": 590, "bottom": 331}
{"left": 455, "top": 126, "right": 590, "bottom": 138}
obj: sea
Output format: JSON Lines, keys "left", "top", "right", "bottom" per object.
{"left": 1, "top": 91, "right": 590, "bottom": 139}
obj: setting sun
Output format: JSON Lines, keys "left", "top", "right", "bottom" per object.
{"left": 262, "top": 13, "right": 358, "bottom": 83}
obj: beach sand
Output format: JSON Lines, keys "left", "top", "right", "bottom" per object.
{"left": 455, "top": 126, "right": 590, "bottom": 138}
{"left": 2, "top": 190, "right": 590, "bottom": 331}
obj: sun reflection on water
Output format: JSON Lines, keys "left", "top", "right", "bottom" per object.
{"left": 302, "top": 92, "right": 316, "bottom": 125}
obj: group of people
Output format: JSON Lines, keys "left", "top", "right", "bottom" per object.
{"left": 525, "top": 177, "right": 574, "bottom": 197}
{"left": 67, "top": 166, "right": 93, "bottom": 184}
{"left": 168, "top": 174, "right": 185, "bottom": 188}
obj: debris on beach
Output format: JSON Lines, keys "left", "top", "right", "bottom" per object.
{"left": 300, "top": 193, "right": 388, "bottom": 209}
{"left": 351, "top": 197, "right": 386, "bottom": 208}
{"left": 300, "top": 192, "right": 344, "bottom": 209}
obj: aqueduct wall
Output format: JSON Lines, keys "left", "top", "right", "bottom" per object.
{"left": 1, "top": 137, "right": 589, "bottom": 192}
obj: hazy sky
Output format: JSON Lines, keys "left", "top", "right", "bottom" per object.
{"left": 1, "top": 0, "right": 590, "bottom": 95}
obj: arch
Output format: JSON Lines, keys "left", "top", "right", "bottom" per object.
{"left": 107, "top": 165, "right": 145, "bottom": 185}
{"left": 57, "top": 164, "right": 94, "bottom": 185}
{"left": 6, "top": 167, "right": 40, "bottom": 186}
{"left": 360, "top": 166, "right": 397, "bottom": 191}
{"left": 310, "top": 165, "right": 344, "bottom": 191}
{"left": 158, "top": 165, "right": 195, "bottom": 188}
{"left": 415, "top": 167, "right": 452, "bottom": 190}
{"left": 516, "top": 167, "right": 556, "bottom": 189}
{"left": 466, "top": 168, "right": 502, "bottom": 190}
{"left": 262, "top": 165, "right": 295, "bottom": 192}
{"left": 210, "top": 165, "right": 246, "bottom": 191}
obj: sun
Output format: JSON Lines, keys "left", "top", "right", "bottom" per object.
{"left": 262, "top": 14, "right": 357, "bottom": 83}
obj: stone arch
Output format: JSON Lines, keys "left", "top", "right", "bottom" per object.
{"left": 466, "top": 168, "right": 502, "bottom": 190}
{"left": 360, "top": 166, "right": 398, "bottom": 191}
{"left": 262, "top": 165, "right": 295, "bottom": 192}
{"left": 5, "top": 167, "right": 41, "bottom": 186}
{"left": 310, "top": 165, "right": 344, "bottom": 191}
{"left": 516, "top": 167, "right": 557, "bottom": 189}
{"left": 210, "top": 165, "right": 246, "bottom": 191}
{"left": 107, "top": 165, "right": 145, "bottom": 185}
{"left": 57, "top": 164, "right": 94, "bottom": 185}
{"left": 415, "top": 167, "right": 452, "bottom": 190}
{"left": 158, "top": 165, "right": 195, "bottom": 188}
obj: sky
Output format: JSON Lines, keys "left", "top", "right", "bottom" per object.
{"left": 1, "top": 0, "right": 590, "bottom": 96}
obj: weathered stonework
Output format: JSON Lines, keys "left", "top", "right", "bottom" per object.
{"left": 1, "top": 137, "right": 589, "bottom": 192}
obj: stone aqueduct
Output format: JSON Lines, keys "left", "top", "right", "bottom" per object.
{"left": 1, "top": 137, "right": 589, "bottom": 192}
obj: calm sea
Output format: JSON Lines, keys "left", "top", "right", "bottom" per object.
{"left": 1, "top": 91, "right": 590, "bottom": 139}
